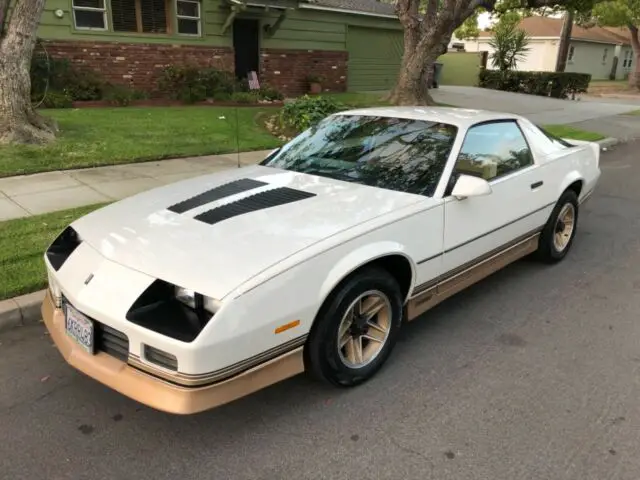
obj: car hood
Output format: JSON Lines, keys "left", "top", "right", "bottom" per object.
{"left": 71, "top": 165, "right": 425, "bottom": 300}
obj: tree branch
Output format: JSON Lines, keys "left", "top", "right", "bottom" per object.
{"left": 396, "top": 0, "right": 420, "bottom": 30}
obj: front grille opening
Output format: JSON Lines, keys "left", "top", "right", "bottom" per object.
{"left": 143, "top": 345, "right": 178, "bottom": 371}
{"left": 95, "top": 323, "right": 130, "bottom": 362}
{"left": 62, "top": 297, "right": 130, "bottom": 362}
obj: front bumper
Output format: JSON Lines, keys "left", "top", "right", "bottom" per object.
{"left": 41, "top": 291, "right": 305, "bottom": 415}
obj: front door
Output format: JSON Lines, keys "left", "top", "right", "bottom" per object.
{"left": 233, "top": 19, "right": 260, "bottom": 81}
{"left": 442, "top": 120, "right": 548, "bottom": 274}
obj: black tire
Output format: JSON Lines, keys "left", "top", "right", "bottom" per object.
{"left": 305, "top": 266, "right": 404, "bottom": 387}
{"left": 535, "top": 189, "right": 579, "bottom": 263}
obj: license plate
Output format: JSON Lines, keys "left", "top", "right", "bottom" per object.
{"left": 64, "top": 303, "right": 95, "bottom": 354}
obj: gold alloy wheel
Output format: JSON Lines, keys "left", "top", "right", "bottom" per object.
{"left": 337, "top": 290, "right": 392, "bottom": 369}
{"left": 553, "top": 203, "right": 576, "bottom": 252}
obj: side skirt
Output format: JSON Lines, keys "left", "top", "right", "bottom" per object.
{"left": 406, "top": 231, "right": 541, "bottom": 321}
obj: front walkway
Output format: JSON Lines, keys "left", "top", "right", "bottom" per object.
{"left": 0, "top": 150, "right": 272, "bottom": 221}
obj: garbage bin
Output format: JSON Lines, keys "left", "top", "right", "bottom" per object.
{"left": 431, "top": 62, "right": 443, "bottom": 89}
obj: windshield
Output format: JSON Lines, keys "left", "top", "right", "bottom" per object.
{"left": 261, "top": 114, "right": 458, "bottom": 197}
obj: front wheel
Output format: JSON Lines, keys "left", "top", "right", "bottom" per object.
{"left": 535, "top": 189, "right": 579, "bottom": 263}
{"left": 305, "top": 267, "right": 403, "bottom": 387}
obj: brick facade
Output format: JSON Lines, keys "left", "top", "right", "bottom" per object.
{"left": 260, "top": 49, "right": 348, "bottom": 95}
{"left": 42, "top": 40, "right": 348, "bottom": 97}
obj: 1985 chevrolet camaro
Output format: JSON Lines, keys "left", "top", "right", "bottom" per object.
{"left": 42, "top": 107, "right": 600, "bottom": 414}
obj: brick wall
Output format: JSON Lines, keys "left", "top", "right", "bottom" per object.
{"left": 43, "top": 41, "right": 234, "bottom": 94}
{"left": 42, "top": 40, "right": 348, "bottom": 97}
{"left": 260, "top": 49, "right": 348, "bottom": 95}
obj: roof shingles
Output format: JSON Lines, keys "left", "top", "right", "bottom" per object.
{"left": 478, "top": 15, "right": 631, "bottom": 45}
{"left": 302, "top": 0, "right": 397, "bottom": 15}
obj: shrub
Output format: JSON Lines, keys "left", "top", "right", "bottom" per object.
{"left": 63, "top": 70, "right": 105, "bottom": 101}
{"left": 478, "top": 70, "right": 591, "bottom": 99}
{"left": 278, "top": 95, "right": 346, "bottom": 132}
{"left": 256, "top": 85, "right": 284, "bottom": 102}
{"left": 158, "top": 65, "right": 240, "bottom": 102}
{"left": 103, "top": 85, "right": 137, "bottom": 106}
{"left": 30, "top": 55, "right": 104, "bottom": 101}
{"left": 37, "top": 90, "right": 73, "bottom": 109}
{"left": 230, "top": 91, "right": 259, "bottom": 104}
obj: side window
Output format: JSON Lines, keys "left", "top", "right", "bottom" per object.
{"left": 454, "top": 121, "right": 534, "bottom": 182}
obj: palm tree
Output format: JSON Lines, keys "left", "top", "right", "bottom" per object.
{"left": 488, "top": 21, "right": 531, "bottom": 72}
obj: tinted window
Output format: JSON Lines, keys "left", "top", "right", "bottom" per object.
{"left": 455, "top": 121, "right": 533, "bottom": 181}
{"left": 262, "top": 115, "right": 458, "bottom": 197}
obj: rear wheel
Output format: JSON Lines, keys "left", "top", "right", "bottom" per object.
{"left": 535, "top": 189, "right": 579, "bottom": 263}
{"left": 305, "top": 267, "right": 403, "bottom": 387}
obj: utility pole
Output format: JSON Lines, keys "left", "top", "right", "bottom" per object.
{"left": 555, "top": 9, "right": 575, "bottom": 72}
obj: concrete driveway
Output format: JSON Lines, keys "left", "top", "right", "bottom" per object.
{"left": 432, "top": 85, "right": 640, "bottom": 124}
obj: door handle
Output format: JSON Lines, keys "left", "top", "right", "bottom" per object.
{"left": 530, "top": 181, "right": 543, "bottom": 189}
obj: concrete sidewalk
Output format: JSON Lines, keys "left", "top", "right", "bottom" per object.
{"left": 0, "top": 149, "right": 272, "bottom": 221}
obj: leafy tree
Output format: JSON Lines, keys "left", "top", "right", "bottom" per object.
{"left": 0, "top": 0, "right": 58, "bottom": 145}
{"left": 488, "top": 17, "right": 532, "bottom": 70}
{"left": 388, "top": 0, "right": 602, "bottom": 106}
{"left": 589, "top": 0, "right": 640, "bottom": 88}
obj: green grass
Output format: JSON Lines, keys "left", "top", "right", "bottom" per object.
{"left": 623, "top": 109, "right": 640, "bottom": 116}
{"left": 0, "top": 203, "right": 108, "bottom": 301}
{"left": 0, "top": 106, "right": 283, "bottom": 178}
{"left": 541, "top": 124, "right": 606, "bottom": 142}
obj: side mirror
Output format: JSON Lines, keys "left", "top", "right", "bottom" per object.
{"left": 451, "top": 174, "right": 492, "bottom": 200}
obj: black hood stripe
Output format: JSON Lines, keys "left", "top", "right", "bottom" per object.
{"left": 194, "top": 187, "right": 316, "bottom": 225}
{"left": 167, "top": 178, "right": 267, "bottom": 214}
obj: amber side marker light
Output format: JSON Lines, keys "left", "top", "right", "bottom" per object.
{"left": 275, "top": 320, "right": 300, "bottom": 334}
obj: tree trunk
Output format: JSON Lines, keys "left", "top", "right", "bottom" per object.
{"left": 387, "top": 32, "right": 450, "bottom": 106}
{"left": 628, "top": 25, "right": 640, "bottom": 91}
{"left": 0, "top": 0, "right": 58, "bottom": 145}
{"left": 555, "top": 9, "right": 574, "bottom": 72}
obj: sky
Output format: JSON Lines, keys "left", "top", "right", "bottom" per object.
{"left": 478, "top": 12, "right": 493, "bottom": 29}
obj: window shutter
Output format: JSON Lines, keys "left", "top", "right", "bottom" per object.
{"left": 111, "top": 0, "right": 138, "bottom": 32}
{"left": 140, "top": 0, "right": 168, "bottom": 33}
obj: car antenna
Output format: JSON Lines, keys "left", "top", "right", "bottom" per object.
{"left": 235, "top": 104, "right": 241, "bottom": 169}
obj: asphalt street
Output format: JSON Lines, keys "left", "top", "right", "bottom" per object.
{"left": 2, "top": 141, "right": 640, "bottom": 479}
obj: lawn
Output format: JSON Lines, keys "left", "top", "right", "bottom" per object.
{"left": 0, "top": 203, "right": 107, "bottom": 301}
{"left": 0, "top": 98, "right": 605, "bottom": 179}
{"left": 0, "top": 106, "right": 283, "bottom": 178}
{"left": 541, "top": 124, "right": 607, "bottom": 142}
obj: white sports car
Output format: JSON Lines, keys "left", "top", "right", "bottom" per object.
{"left": 41, "top": 107, "right": 600, "bottom": 414}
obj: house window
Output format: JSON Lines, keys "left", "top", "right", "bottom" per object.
{"left": 602, "top": 48, "right": 608, "bottom": 64}
{"left": 623, "top": 50, "right": 633, "bottom": 69}
{"left": 176, "top": 0, "right": 201, "bottom": 35}
{"left": 72, "top": 0, "right": 107, "bottom": 30}
{"left": 567, "top": 45, "right": 575, "bottom": 62}
{"left": 111, "top": 0, "right": 170, "bottom": 34}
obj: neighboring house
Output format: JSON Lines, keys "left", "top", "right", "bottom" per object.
{"left": 30, "top": 0, "right": 410, "bottom": 95}
{"left": 455, "top": 15, "right": 635, "bottom": 80}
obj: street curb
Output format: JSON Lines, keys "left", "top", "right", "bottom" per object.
{"left": 597, "top": 137, "right": 620, "bottom": 150}
{"left": 0, "top": 290, "right": 46, "bottom": 333}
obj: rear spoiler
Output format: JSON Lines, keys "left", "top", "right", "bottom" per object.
{"left": 561, "top": 138, "right": 601, "bottom": 166}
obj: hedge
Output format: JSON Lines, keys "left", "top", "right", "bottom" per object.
{"left": 478, "top": 70, "right": 591, "bottom": 99}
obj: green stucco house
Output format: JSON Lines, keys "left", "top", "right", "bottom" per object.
{"left": 33, "top": 0, "right": 408, "bottom": 95}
